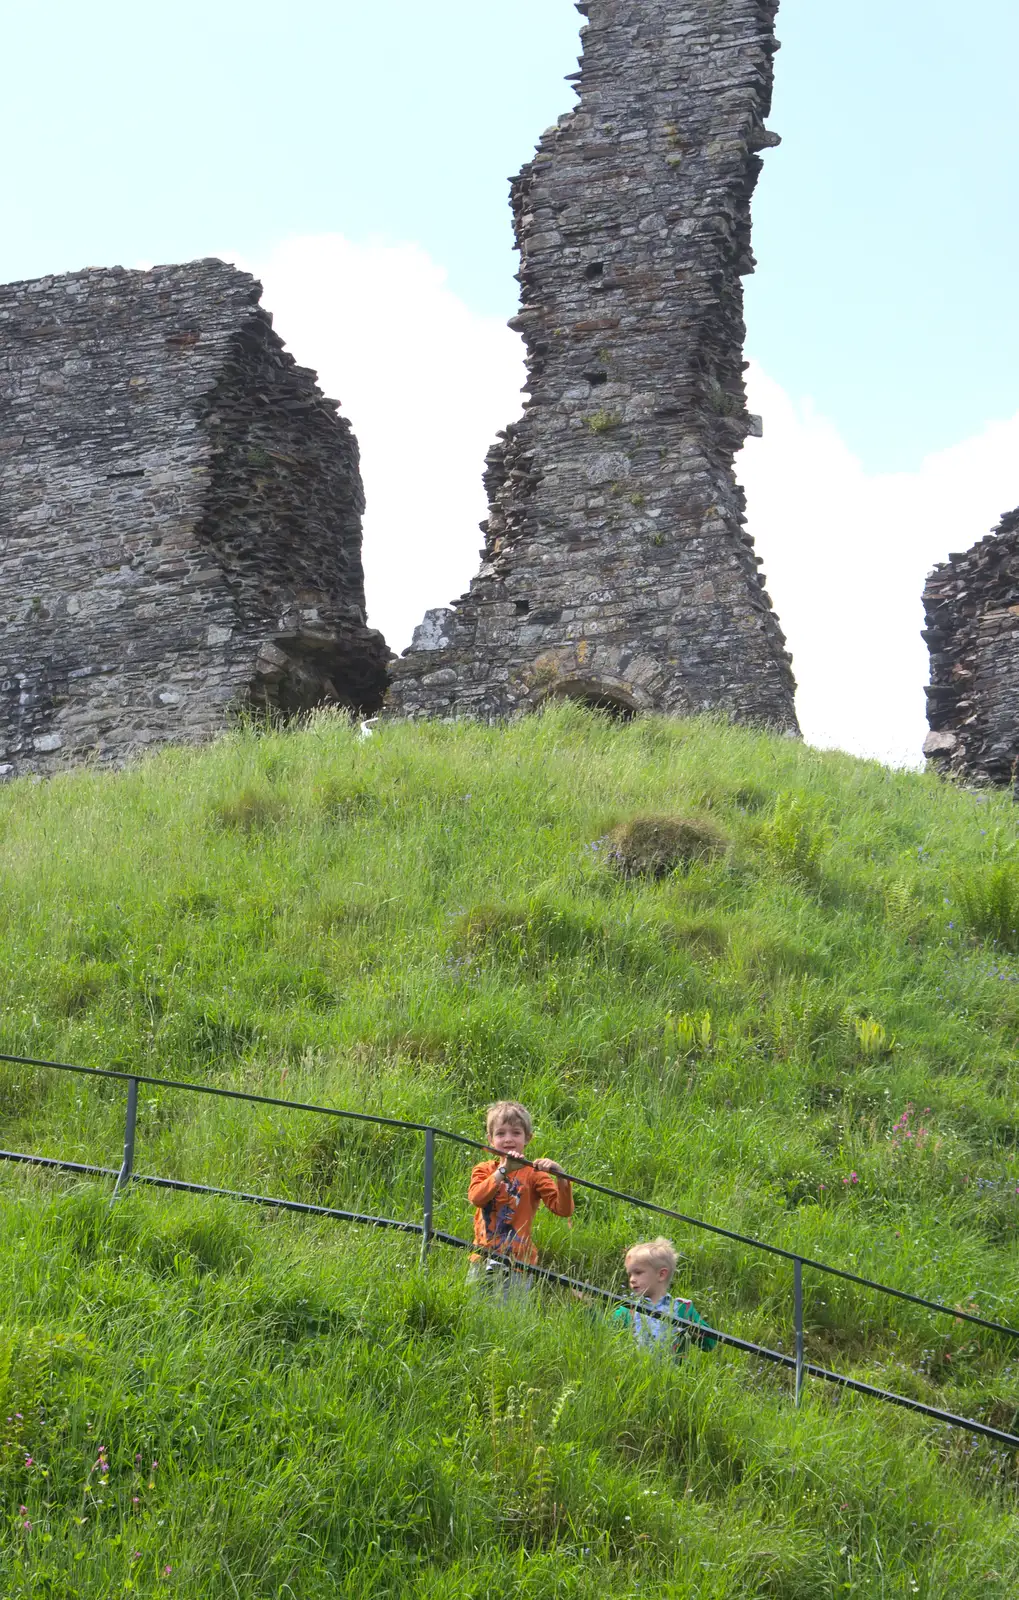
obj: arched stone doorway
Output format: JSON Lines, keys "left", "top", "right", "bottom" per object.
{"left": 537, "top": 678, "right": 642, "bottom": 721}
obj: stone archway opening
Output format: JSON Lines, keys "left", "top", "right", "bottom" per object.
{"left": 250, "top": 630, "right": 389, "bottom": 720}
{"left": 541, "top": 679, "right": 640, "bottom": 721}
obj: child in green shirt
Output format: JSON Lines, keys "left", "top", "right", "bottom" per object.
{"left": 613, "top": 1236, "right": 717, "bottom": 1356}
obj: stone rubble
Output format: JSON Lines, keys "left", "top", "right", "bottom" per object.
{"left": 0, "top": 259, "right": 389, "bottom": 779}
{"left": 389, "top": 0, "right": 798, "bottom": 729}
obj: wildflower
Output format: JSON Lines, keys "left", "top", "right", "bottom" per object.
{"left": 131, "top": 1550, "right": 142, "bottom": 1561}
{"left": 163, "top": 1566, "right": 173, "bottom": 1576}
{"left": 24, "top": 1456, "right": 33, "bottom": 1467}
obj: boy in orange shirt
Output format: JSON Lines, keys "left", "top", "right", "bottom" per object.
{"left": 467, "top": 1100, "right": 574, "bottom": 1293}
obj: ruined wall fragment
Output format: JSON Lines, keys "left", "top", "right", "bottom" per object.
{"left": 0, "top": 259, "right": 388, "bottom": 777}
{"left": 390, "top": 0, "right": 797, "bottom": 728}
{"left": 922, "top": 506, "right": 1019, "bottom": 786}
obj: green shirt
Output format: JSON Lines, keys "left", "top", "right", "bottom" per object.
{"left": 613, "top": 1293, "right": 718, "bottom": 1356}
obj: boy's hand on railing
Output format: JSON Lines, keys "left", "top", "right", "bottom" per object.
{"left": 532, "top": 1158, "right": 566, "bottom": 1177}
{"left": 500, "top": 1151, "right": 528, "bottom": 1174}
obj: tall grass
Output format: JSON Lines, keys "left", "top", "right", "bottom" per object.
{"left": 0, "top": 706, "right": 1018, "bottom": 1593}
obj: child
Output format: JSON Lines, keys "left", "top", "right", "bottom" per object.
{"left": 613, "top": 1236, "right": 717, "bottom": 1356}
{"left": 467, "top": 1100, "right": 574, "bottom": 1288}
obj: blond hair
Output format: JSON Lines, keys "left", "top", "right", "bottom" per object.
{"left": 624, "top": 1236, "right": 678, "bottom": 1281}
{"left": 485, "top": 1100, "right": 533, "bottom": 1142}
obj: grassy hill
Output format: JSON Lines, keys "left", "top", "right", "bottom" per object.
{"left": 0, "top": 706, "right": 1017, "bottom": 1598}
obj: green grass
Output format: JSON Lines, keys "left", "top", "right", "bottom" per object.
{"left": 0, "top": 705, "right": 1018, "bottom": 1596}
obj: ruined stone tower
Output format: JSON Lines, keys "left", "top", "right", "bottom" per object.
{"left": 389, "top": 0, "right": 797, "bottom": 726}
{"left": 922, "top": 505, "right": 1019, "bottom": 786}
{"left": 0, "top": 259, "right": 388, "bottom": 778}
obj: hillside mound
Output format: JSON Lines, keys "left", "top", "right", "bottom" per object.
{"left": 0, "top": 707, "right": 1017, "bottom": 1596}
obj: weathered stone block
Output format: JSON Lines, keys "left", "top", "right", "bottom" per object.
{"left": 0, "top": 259, "right": 389, "bottom": 777}
{"left": 923, "top": 506, "right": 1019, "bottom": 788}
{"left": 389, "top": 0, "right": 797, "bottom": 729}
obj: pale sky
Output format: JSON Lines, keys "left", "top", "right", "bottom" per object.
{"left": 3, "top": 0, "right": 1017, "bottom": 766}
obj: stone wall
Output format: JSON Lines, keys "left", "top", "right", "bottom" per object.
{"left": 389, "top": 0, "right": 797, "bottom": 729}
{"left": 0, "top": 259, "right": 388, "bottom": 778}
{"left": 922, "top": 506, "right": 1019, "bottom": 787}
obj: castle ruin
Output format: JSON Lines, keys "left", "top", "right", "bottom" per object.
{"left": 0, "top": 259, "right": 388, "bottom": 778}
{"left": 389, "top": 0, "right": 798, "bottom": 728}
{"left": 922, "top": 505, "right": 1019, "bottom": 787}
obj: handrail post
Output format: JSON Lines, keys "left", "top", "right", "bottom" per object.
{"left": 110, "top": 1076, "right": 139, "bottom": 1206}
{"left": 420, "top": 1128, "right": 435, "bottom": 1267}
{"left": 794, "top": 1256, "right": 805, "bottom": 1408}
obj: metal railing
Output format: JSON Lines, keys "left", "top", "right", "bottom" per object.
{"left": 1, "top": 1050, "right": 1017, "bottom": 1450}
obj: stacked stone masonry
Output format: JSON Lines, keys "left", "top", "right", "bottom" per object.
{"left": 390, "top": 0, "right": 798, "bottom": 728}
{"left": 922, "top": 506, "right": 1019, "bottom": 788}
{"left": 0, "top": 259, "right": 388, "bottom": 778}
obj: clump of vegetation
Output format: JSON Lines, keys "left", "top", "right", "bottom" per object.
{"left": 212, "top": 783, "right": 286, "bottom": 832}
{"left": 953, "top": 861, "right": 1019, "bottom": 950}
{"left": 585, "top": 408, "right": 622, "bottom": 434}
{"left": 602, "top": 813, "right": 728, "bottom": 878}
{"left": 664, "top": 1008, "right": 713, "bottom": 1055}
{"left": 758, "top": 792, "right": 830, "bottom": 880}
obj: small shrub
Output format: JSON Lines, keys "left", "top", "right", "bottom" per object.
{"left": 316, "top": 781, "right": 381, "bottom": 821}
{"left": 664, "top": 1009, "right": 712, "bottom": 1055}
{"left": 758, "top": 794, "right": 830, "bottom": 880}
{"left": 883, "top": 878, "right": 928, "bottom": 940}
{"left": 170, "top": 887, "right": 219, "bottom": 918}
{"left": 841, "top": 1012, "right": 895, "bottom": 1058}
{"left": 729, "top": 784, "right": 770, "bottom": 813}
{"left": 129, "top": 1202, "right": 255, "bottom": 1277}
{"left": 602, "top": 815, "right": 728, "bottom": 879}
{"left": 766, "top": 978, "right": 852, "bottom": 1064}
{"left": 158, "top": 1003, "right": 259, "bottom": 1066}
{"left": 585, "top": 408, "right": 622, "bottom": 434}
{"left": 454, "top": 901, "right": 608, "bottom": 965}
{"left": 399, "top": 1275, "right": 464, "bottom": 1339}
{"left": 45, "top": 959, "right": 113, "bottom": 1018}
{"left": 953, "top": 864, "right": 1019, "bottom": 950}
{"left": 662, "top": 914, "right": 732, "bottom": 957}
{"left": 212, "top": 785, "right": 285, "bottom": 832}
{"left": 705, "top": 380, "right": 742, "bottom": 418}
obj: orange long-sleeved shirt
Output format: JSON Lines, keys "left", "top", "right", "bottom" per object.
{"left": 468, "top": 1159, "right": 575, "bottom": 1265}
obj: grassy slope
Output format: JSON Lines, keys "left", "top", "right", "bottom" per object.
{"left": 0, "top": 706, "right": 1017, "bottom": 1597}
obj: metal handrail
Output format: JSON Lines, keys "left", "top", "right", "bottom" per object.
{"left": 0, "top": 1049, "right": 1016, "bottom": 1450}
{"left": 2, "top": 1050, "right": 1015, "bottom": 1339}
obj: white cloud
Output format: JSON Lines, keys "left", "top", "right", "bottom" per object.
{"left": 739, "top": 368, "right": 1019, "bottom": 767}
{"left": 238, "top": 233, "right": 1018, "bottom": 770}
{"left": 247, "top": 234, "right": 525, "bottom": 651}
